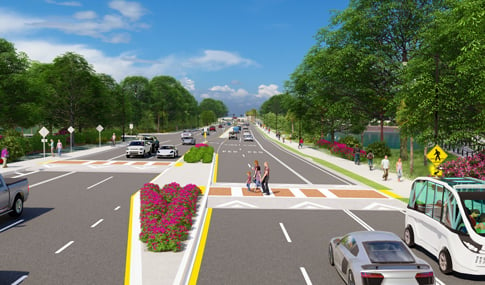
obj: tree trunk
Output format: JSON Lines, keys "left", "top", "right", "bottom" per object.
{"left": 380, "top": 113, "right": 384, "bottom": 142}
{"left": 400, "top": 136, "right": 408, "bottom": 160}
{"left": 423, "top": 145, "right": 428, "bottom": 166}
{"left": 410, "top": 137, "right": 414, "bottom": 175}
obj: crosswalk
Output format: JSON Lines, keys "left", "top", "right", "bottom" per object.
{"left": 43, "top": 160, "right": 172, "bottom": 166}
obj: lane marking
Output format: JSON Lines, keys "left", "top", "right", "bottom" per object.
{"left": 55, "top": 240, "right": 74, "bottom": 254}
{"left": 11, "top": 275, "right": 28, "bottom": 285}
{"left": 90, "top": 219, "right": 104, "bottom": 228}
{"left": 30, "top": 171, "right": 76, "bottom": 188}
{"left": 279, "top": 222, "right": 292, "bottom": 243}
{"left": 344, "top": 209, "right": 374, "bottom": 231}
{"left": 188, "top": 208, "right": 213, "bottom": 284}
{"left": 12, "top": 170, "right": 39, "bottom": 178}
{"left": 87, "top": 176, "right": 113, "bottom": 190}
{"left": 114, "top": 206, "right": 121, "bottom": 211}
{"left": 212, "top": 153, "right": 218, "bottom": 184}
{"left": 300, "top": 267, "right": 313, "bottom": 285}
{"left": 0, "top": 219, "right": 24, "bottom": 233}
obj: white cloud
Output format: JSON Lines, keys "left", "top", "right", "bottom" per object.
{"left": 256, "top": 84, "right": 280, "bottom": 98}
{"left": 185, "top": 50, "right": 259, "bottom": 71}
{"left": 109, "top": 0, "right": 148, "bottom": 21}
{"left": 45, "top": 0, "right": 82, "bottom": 7}
{"left": 209, "top": 85, "right": 249, "bottom": 98}
{"left": 74, "top": 11, "right": 97, "bottom": 20}
{"left": 0, "top": 9, "right": 44, "bottom": 35}
{"left": 181, "top": 77, "right": 195, "bottom": 91}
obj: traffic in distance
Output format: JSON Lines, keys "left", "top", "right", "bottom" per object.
{"left": 1, "top": 119, "right": 484, "bottom": 284}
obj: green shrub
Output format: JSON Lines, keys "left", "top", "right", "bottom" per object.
{"left": 366, "top": 141, "right": 391, "bottom": 158}
{"left": 202, "top": 152, "right": 213, "bottom": 163}
{"left": 339, "top": 135, "right": 360, "bottom": 147}
{"left": 184, "top": 145, "right": 214, "bottom": 163}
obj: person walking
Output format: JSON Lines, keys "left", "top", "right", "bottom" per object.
{"left": 298, "top": 137, "right": 304, "bottom": 149}
{"left": 366, "top": 150, "right": 374, "bottom": 170}
{"left": 261, "top": 161, "right": 270, "bottom": 195}
{"left": 1, "top": 147, "right": 8, "bottom": 168}
{"left": 353, "top": 144, "right": 361, "bottom": 165}
{"left": 381, "top": 155, "right": 390, "bottom": 181}
{"left": 252, "top": 160, "right": 262, "bottom": 192}
{"left": 245, "top": 171, "right": 252, "bottom": 192}
{"left": 50, "top": 139, "right": 55, "bottom": 157}
{"left": 56, "top": 139, "right": 63, "bottom": 157}
{"left": 111, "top": 133, "right": 116, "bottom": 146}
{"left": 396, "top": 157, "right": 403, "bottom": 182}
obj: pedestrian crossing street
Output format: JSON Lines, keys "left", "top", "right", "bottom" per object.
{"left": 206, "top": 185, "right": 398, "bottom": 199}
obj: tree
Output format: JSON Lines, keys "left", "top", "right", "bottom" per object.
{"left": 199, "top": 98, "right": 228, "bottom": 118}
{"left": 200, "top": 110, "right": 216, "bottom": 126}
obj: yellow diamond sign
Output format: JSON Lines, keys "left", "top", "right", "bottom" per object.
{"left": 427, "top": 145, "right": 448, "bottom": 166}
{"left": 429, "top": 164, "right": 443, "bottom": 177}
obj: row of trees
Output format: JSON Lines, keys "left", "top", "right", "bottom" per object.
{"left": 0, "top": 38, "right": 228, "bottom": 135}
{"left": 257, "top": 0, "right": 484, "bottom": 169}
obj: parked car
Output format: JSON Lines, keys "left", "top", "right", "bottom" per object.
{"left": 126, "top": 140, "right": 151, "bottom": 158}
{"left": 228, "top": 131, "right": 238, "bottom": 140}
{"left": 0, "top": 174, "right": 29, "bottom": 217}
{"left": 209, "top": 126, "right": 216, "bottom": 131}
{"left": 329, "top": 231, "right": 434, "bottom": 285}
{"left": 157, "top": 145, "right": 178, "bottom": 158}
{"left": 141, "top": 135, "right": 159, "bottom": 153}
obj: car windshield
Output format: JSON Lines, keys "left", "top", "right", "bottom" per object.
{"left": 363, "top": 241, "right": 415, "bottom": 263}
{"left": 160, "top": 146, "right": 174, "bottom": 150}
{"left": 129, "top": 141, "right": 143, "bottom": 146}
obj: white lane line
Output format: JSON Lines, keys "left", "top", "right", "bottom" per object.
{"left": 344, "top": 209, "right": 374, "bottom": 231}
{"left": 11, "top": 275, "right": 28, "bottom": 285}
{"left": 114, "top": 206, "right": 121, "bottom": 211}
{"left": 254, "top": 138, "right": 312, "bottom": 184}
{"left": 279, "top": 222, "right": 292, "bottom": 243}
{"left": 86, "top": 176, "right": 113, "bottom": 190}
{"left": 90, "top": 219, "right": 104, "bottom": 228}
{"left": 12, "top": 170, "right": 39, "bottom": 178}
{"left": 300, "top": 267, "right": 312, "bottom": 285}
{"left": 0, "top": 219, "right": 24, "bottom": 233}
{"left": 436, "top": 277, "right": 446, "bottom": 285}
{"left": 108, "top": 153, "right": 127, "bottom": 161}
{"left": 30, "top": 171, "right": 76, "bottom": 188}
{"left": 55, "top": 241, "right": 74, "bottom": 254}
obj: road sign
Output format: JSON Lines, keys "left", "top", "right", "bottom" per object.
{"left": 429, "top": 164, "right": 443, "bottom": 177}
{"left": 39, "top": 127, "right": 49, "bottom": 137}
{"left": 96, "top": 125, "right": 104, "bottom": 132}
{"left": 426, "top": 145, "right": 448, "bottom": 166}
{"left": 68, "top": 126, "right": 74, "bottom": 133}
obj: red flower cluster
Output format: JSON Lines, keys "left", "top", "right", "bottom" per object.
{"left": 139, "top": 182, "right": 201, "bottom": 252}
{"left": 441, "top": 152, "right": 485, "bottom": 180}
{"left": 315, "top": 139, "right": 366, "bottom": 161}
{"left": 195, "top": 143, "right": 209, "bottom": 148}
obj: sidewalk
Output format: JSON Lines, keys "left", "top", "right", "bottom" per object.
{"left": 257, "top": 126, "right": 412, "bottom": 199}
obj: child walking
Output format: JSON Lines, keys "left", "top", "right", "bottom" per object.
{"left": 245, "top": 171, "right": 252, "bottom": 192}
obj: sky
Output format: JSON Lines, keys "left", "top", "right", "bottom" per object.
{"left": 0, "top": 0, "right": 349, "bottom": 116}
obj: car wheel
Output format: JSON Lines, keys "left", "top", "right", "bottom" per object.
{"left": 404, "top": 226, "right": 415, "bottom": 247}
{"left": 439, "top": 248, "right": 453, "bottom": 274}
{"left": 9, "top": 195, "right": 23, "bottom": 217}
{"left": 347, "top": 270, "right": 355, "bottom": 285}
{"left": 328, "top": 244, "right": 334, "bottom": 266}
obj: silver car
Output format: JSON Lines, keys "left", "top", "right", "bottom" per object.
{"left": 157, "top": 145, "right": 178, "bottom": 158}
{"left": 329, "top": 231, "right": 435, "bottom": 285}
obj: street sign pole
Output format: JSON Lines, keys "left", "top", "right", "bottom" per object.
{"left": 96, "top": 125, "right": 104, "bottom": 147}
{"left": 39, "top": 127, "right": 49, "bottom": 158}
{"left": 68, "top": 126, "right": 75, "bottom": 153}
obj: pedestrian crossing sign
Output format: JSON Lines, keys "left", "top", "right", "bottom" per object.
{"left": 429, "top": 164, "right": 443, "bottom": 177}
{"left": 426, "top": 145, "right": 448, "bottom": 166}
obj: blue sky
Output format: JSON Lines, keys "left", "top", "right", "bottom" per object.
{"left": 0, "top": 0, "right": 349, "bottom": 116}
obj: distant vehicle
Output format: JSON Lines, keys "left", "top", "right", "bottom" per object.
{"left": 242, "top": 125, "right": 249, "bottom": 130}
{"left": 181, "top": 135, "right": 196, "bottom": 145}
{"left": 232, "top": 126, "right": 241, "bottom": 133}
{"left": 181, "top": 131, "right": 192, "bottom": 138}
{"left": 329, "top": 231, "right": 434, "bottom": 285}
{"left": 157, "top": 145, "right": 178, "bottom": 158}
{"left": 218, "top": 124, "right": 223, "bottom": 128}
{"left": 243, "top": 134, "right": 254, "bottom": 141}
{"left": 209, "top": 126, "right": 216, "bottom": 131}
{"left": 405, "top": 176, "right": 485, "bottom": 275}
{"left": 126, "top": 140, "right": 151, "bottom": 158}
{"left": 0, "top": 174, "right": 29, "bottom": 217}
{"left": 228, "top": 132, "right": 238, "bottom": 140}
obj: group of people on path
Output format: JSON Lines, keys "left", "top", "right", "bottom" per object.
{"left": 49, "top": 139, "right": 64, "bottom": 157}
{"left": 355, "top": 146, "right": 403, "bottom": 182}
{"left": 246, "top": 160, "right": 271, "bottom": 195}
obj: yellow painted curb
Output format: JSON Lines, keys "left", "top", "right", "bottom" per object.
{"left": 188, "top": 208, "right": 213, "bottom": 284}
{"left": 213, "top": 153, "right": 218, "bottom": 183}
{"left": 175, "top": 162, "right": 184, "bottom": 167}
{"left": 379, "top": 189, "right": 403, "bottom": 199}
{"left": 124, "top": 192, "right": 136, "bottom": 285}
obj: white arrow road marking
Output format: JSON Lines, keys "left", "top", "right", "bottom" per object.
{"left": 290, "top": 202, "right": 332, "bottom": 209}
{"left": 216, "top": 200, "right": 258, "bottom": 208}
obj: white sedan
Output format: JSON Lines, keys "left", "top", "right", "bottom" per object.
{"left": 157, "top": 145, "right": 179, "bottom": 158}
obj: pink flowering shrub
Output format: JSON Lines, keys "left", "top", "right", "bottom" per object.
{"left": 315, "top": 139, "right": 366, "bottom": 161}
{"left": 195, "top": 143, "right": 208, "bottom": 148}
{"left": 139, "top": 182, "right": 201, "bottom": 252}
{"left": 441, "top": 152, "right": 485, "bottom": 180}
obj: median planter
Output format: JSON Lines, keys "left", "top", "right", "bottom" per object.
{"left": 184, "top": 143, "right": 214, "bottom": 163}
{"left": 139, "top": 182, "right": 201, "bottom": 252}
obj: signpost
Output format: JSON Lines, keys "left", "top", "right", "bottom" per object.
{"left": 96, "top": 125, "right": 104, "bottom": 147}
{"left": 68, "top": 126, "right": 74, "bottom": 153}
{"left": 129, "top": 123, "right": 133, "bottom": 136}
{"left": 39, "top": 127, "right": 49, "bottom": 158}
{"left": 427, "top": 145, "right": 448, "bottom": 176}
